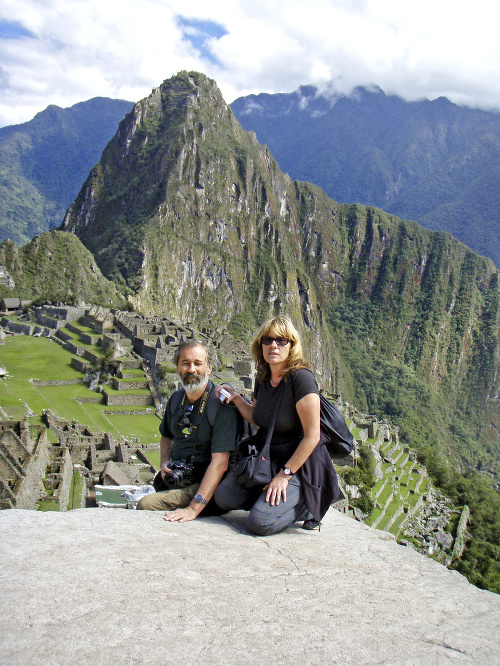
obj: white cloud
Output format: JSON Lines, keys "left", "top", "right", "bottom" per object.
{"left": 0, "top": 0, "right": 499, "bottom": 127}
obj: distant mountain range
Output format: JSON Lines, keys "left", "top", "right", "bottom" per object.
{"left": 231, "top": 85, "right": 500, "bottom": 267}
{"left": 0, "top": 82, "right": 499, "bottom": 267}
{"left": 0, "top": 98, "right": 133, "bottom": 246}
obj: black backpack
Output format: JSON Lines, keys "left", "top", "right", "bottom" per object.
{"left": 319, "top": 393, "right": 354, "bottom": 456}
{"left": 289, "top": 370, "right": 354, "bottom": 457}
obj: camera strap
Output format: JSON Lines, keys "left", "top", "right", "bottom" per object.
{"left": 177, "top": 382, "right": 214, "bottom": 457}
{"left": 178, "top": 382, "right": 212, "bottom": 422}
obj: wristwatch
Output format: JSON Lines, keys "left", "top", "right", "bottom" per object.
{"left": 193, "top": 493, "right": 208, "bottom": 506}
{"left": 282, "top": 467, "right": 294, "bottom": 477}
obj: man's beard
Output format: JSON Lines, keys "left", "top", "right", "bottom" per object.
{"left": 179, "top": 369, "right": 209, "bottom": 394}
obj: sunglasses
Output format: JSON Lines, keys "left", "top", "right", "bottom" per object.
{"left": 261, "top": 336, "right": 290, "bottom": 347}
{"left": 179, "top": 404, "right": 194, "bottom": 435}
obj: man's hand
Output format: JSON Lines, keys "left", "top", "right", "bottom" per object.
{"left": 160, "top": 461, "right": 172, "bottom": 479}
{"left": 164, "top": 506, "right": 198, "bottom": 522}
{"left": 159, "top": 436, "right": 174, "bottom": 478}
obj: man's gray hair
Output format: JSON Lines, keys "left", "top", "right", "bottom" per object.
{"left": 173, "top": 339, "right": 216, "bottom": 366}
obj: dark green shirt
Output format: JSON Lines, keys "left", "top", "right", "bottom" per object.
{"left": 159, "top": 381, "right": 238, "bottom": 464}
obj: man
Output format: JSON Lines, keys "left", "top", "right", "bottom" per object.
{"left": 137, "top": 340, "right": 238, "bottom": 522}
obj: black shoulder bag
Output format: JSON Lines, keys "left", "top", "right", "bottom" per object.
{"left": 233, "top": 383, "right": 284, "bottom": 489}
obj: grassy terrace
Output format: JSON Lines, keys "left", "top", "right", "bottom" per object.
{"left": 377, "top": 504, "right": 399, "bottom": 530}
{"left": 389, "top": 512, "right": 407, "bottom": 536}
{"left": 64, "top": 320, "right": 96, "bottom": 335}
{"left": 379, "top": 442, "right": 393, "bottom": 456}
{"left": 377, "top": 484, "right": 393, "bottom": 506}
{"left": 119, "top": 368, "right": 146, "bottom": 376}
{"left": 144, "top": 450, "right": 161, "bottom": 469}
{"left": 372, "top": 478, "right": 385, "bottom": 496}
{"left": 59, "top": 327, "right": 106, "bottom": 356}
{"left": 1, "top": 335, "right": 159, "bottom": 447}
{"left": 104, "top": 385, "right": 151, "bottom": 396}
{"left": 350, "top": 427, "right": 364, "bottom": 441}
{"left": 365, "top": 437, "right": 435, "bottom": 538}
{"left": 112, "top": 375, "right": 147, "bottom": 384}
{"left": 68, "top": 471, "right": 85, "bottom": 510}
{"left": 365, "top": 507, "right": 382, "bottom": 526}
{"left": 36, "top": 499, "right": 59, "bottom": 511}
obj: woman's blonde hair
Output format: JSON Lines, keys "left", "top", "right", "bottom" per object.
{"left": 251, "top": 315, "right": 309, "bottom": 380}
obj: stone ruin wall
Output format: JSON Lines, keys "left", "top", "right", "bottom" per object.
{"left": 43, "top": 410, "right": 114, "bottom": 465}
{"left": 0, "top": 420, "right": 51, "bottom": 510}
{"left": 40, "top": 445, "right": 73, "bottom": 510}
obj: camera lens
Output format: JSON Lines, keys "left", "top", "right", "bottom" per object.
{"left": 165, "top": 469, "right": 184, "bottom": 487}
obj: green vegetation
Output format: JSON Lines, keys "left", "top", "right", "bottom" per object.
{"left": 68, "top": 471, "right": 85, "bottom": 510}
{"left": 231, "top": 85, "right": 500, "bottom": 267}
{"left": 327, "top": 273, "right": 500, "bottom": 478}
{"left": 328, "top": 284, "right": 500, "bottom": 593}
{"left": 144, "top": 450, "right": 161, "bottom": 470}
{"left": 0, "top": 232, "right": 128, "bottom": 307}
{"left": 0, "top": 98, "right": 133, "bottom": 246}
{"left": 417, "top": 446, "right": 500, "bottom": 593}
{"left": 36, "top": 499, "right": 59, "bottom": 511}
{"left": 343, "top": 445, "right": 376, "bottom": 514}
{"left": 0, "top": 335, "right": 159, "bottom": 446}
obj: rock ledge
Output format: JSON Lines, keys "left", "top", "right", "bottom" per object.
{"left": 0, "top": 508, "right": 499, "bottom": 665}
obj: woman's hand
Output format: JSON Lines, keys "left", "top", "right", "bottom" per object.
{"left": 215, "top": 384, "right": 238, "bottom": 404}
{"left": 263, "top": 471, "right": 290, "bottom": 506}
{"left": 215, "top": 384, "right": 256, "bottom": 426}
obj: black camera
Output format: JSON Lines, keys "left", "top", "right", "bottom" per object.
{"left": 164, "top": 459, "right": 195, "bottom": 487}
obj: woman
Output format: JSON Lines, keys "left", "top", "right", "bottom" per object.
{"left": 214, "top": 315, "right": 339, "bottom": 535}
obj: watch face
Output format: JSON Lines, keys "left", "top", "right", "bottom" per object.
{"left": 283, "top": 468, "right": 292, "bottom": 476}
{"left": 194, "top": 493, "right": 207, "bottom": 505}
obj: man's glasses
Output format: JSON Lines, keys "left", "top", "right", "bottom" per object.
{"left": 261, "top": 336, "right": 290, "bottom": 347}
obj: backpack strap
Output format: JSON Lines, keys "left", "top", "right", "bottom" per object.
{"left": 169, "top": 382, "right": 246, "bottom": 439}
{"left": 168, "top": 388, "right": 185, "bottom": 420}
{"left": 205, "top": 387, "right": 221, "bottom": 428}
{"left": 169, "top": 383, "right": 220, "bottom": 428}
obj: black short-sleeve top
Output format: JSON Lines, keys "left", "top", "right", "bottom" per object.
{"left": 253, "top": 368, "right": 319, "bottom": 467}
{"left": 159, "top": 381, "right": 238, "bottom": 464}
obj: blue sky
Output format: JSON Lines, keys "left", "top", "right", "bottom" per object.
{"left": 0, "top": 0, "right": 499, "bottom": 128}
{"left": 0, "top": 20, "right": 33, "bottom": 39}
{"left": 176, "top": 17, "right": 228, "bottom": 64}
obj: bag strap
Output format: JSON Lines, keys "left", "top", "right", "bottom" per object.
{"left": 260, "top": 382, "right": 284, "bottom": 460}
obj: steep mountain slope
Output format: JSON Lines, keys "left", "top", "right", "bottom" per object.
{"left": 231, "top": 86, "right": 500, "bottom": 267}
{"left": 0, "top": 98, "right": 133, "bottom": 246}
{"left": 0, "top": 231, "right": 126, "bottom": 307}
{"left": 61, "top": 71, "right": 500, "bottom": 476}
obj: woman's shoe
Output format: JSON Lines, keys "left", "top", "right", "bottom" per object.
{"left": 302, "top": 519, "right": 321, "bottom": 530}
